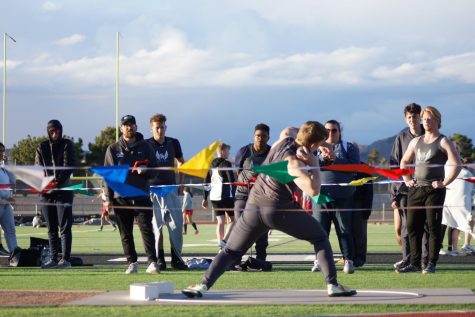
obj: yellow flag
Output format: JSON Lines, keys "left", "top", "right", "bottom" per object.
{"left": 175, "top": 140, "right": 221, "bottom": 179}
{"left": 348, "top": 176, "right": 378, "bottom": 186}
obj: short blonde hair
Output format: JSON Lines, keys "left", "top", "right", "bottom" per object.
{"left": 296, "top": 121, "right": 327, "bottom": 147}
{"left": 421, "top": 106, "right": 442, "bottom": 129}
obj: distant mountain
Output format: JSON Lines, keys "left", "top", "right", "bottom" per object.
{"left": 357, "top": 135, "right": 397, "bottom": 163}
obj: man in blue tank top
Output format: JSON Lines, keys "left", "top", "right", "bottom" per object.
{"left": 397, "top": 106, "right": 461, "bottom": 274}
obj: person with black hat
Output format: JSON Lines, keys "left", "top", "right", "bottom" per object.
{"left": 35, "top": 119, "right": 76, "bottom": 269}
{"left": 103, "top": 115, "right": 161, "bottom": 274}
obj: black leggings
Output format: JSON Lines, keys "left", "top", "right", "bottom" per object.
{"left": 202, "top": 202, "right": 338, "bottom": 289}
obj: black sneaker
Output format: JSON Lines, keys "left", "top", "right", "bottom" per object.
{"left": 158, "top": 260, "right": 167, "bottom": 271}
{"left": 171, "top": 261, "right": 189, "bottom": 270}
{"left": 395, "top": 264, "right": 421, "bottom": 273}
{"left": 422, "top": 262, "right": 436, "bottom": 274}
{"left": 393, "top": 260, "right": 409, "bottom": 269}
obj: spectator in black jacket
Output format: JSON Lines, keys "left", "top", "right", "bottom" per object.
{"left": 35, "top": 119, "right": 76, "bottom": 269}
{"left": 103, "top": 115, "right": 160, "bottom": 275}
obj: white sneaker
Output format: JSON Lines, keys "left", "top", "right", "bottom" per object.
{"left": 145, "top": 262, "right": 160, "bottom": 274}
{"left": 343, "top": 260, "right": 355, "bottom": 274}
{"left": 125, "top": 262, "right": 138, "bottom": 274}
{"left": 461, "top": 245, "right": 475, "bottom": 255}
{"left": 439, "top": 249, "right": 449, "bottom": 255}
{"left": 311, "top": 261, "right": 321, "bottom": 272}
{"left": 327, "top": 284, "right": 357, "bottom": 297}
{"left": 182, "top": 284, "right": 208, "bottom": 298}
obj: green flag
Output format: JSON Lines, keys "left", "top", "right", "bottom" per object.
{"left": 62, "top": 183, "right": 96, "bottom": 196}
{"left": 252, "top": 160, "right": 297, "bottom": 184}
{"left": 311, "top": 193, "right": 334, "bottom": 204}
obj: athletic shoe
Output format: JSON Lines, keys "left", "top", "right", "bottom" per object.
{"left": 182, "top": 284, "right": 208, "bottom": 298}
{"left": 125, "top": 262, "right": 138, "bottom": 274}
{"left": 439, "top": 249, "right": 449, "bottom": 255}
{"left": 171, "top": 261, "right": 189, "bottom": 270}
{"left": 194, "top": 230, "right": 199, "bottom": 235}
{"left": 422, "top": 262, "right": 436, "bottom": 274}
{"left": 311, "top": 261, "right": 321, "bottom": 272}
{"left": 41, "top": 259, "right": 59, "bottom": 269}
{"left": 183, "top": 231, "right": 187, "bottom": 235}
{"left": 97, "top": 228, "right": 102, "bottom": 231}
{"left": 461, "top": 245, "right": 475, "bottom": 255}
{"left": 56, "top": 259, "right": 72, "bottom": 269}
{"left": 447, "top": 250, "right": 466, "bottom": 257}
{"left": 393, "top": 259, "right": 409, "bottom": 269}
{"left": 335, "top": 257, "right": 345, "bottom": 265}
{"left": 145, "top": 262, "right": 160, "bottom": 274}
{"left": 395, "top": 264, "right": 421, "bottom": 273}
{"left": 327, "top": 284, "right": 357, "bottom": 297}
{"left": 112, "top": 226, "right": 117, "bottom": 231}
{"left": 158, "top": 260, "right": 167, "bottom": 271}
{"left": 343, "top": 260, "right": 355, "bottom": 274}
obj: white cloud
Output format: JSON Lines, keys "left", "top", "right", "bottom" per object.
{"left": 433, "top": 52, "right": 475, "bottom": 83}
{"left": 54, "top": 34, "right": 86, "bottom": 46}
{"left": 41, "top": 1, "right": 61, "bottom": 12}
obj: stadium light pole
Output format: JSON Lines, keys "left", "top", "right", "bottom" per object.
{"left": 3, "top": 32, "right": 16, "bottom": 147}
{"left": 115, "top": 32, "right": 120, "bottom": 141}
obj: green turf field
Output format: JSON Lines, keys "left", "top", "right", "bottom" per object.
{"left": 2, "top": 223, "right": 474, "bottom": 316}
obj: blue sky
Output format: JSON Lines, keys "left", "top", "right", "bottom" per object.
{"left": 1, "top": 0, "right": 475, "bottom": 158}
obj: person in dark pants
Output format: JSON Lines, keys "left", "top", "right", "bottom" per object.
{"left": 182, "top": 122, "right": 356, "bottom": 298}
{"left": 35, "top": 119, "right": 76, "bottom": 269}
{"left": 390, "top": 103, "right": 428, "bottom": 269}
{"left": 234, "top": 123, "right": 271, "bottom": 261}
{"left": 314, "top": 120, "right": 360, "bottom": 274}
{"left": 398, "top": 106, "right": 461, "bottom": 274}
{"left": 351, "top": 170, "right": 373, "bottom": 267}
{"left": 103, "top": 115, "right": 160, "bottom": 274}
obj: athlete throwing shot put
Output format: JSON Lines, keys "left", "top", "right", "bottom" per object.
{"left": 182, "top": 121, "right": 357, "bottom": 298}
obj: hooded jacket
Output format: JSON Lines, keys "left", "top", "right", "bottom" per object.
{"left": 35, "top": 120, "right": 76, "bottom": 191}
{"left": 103, "top": 132, "right": 158, "bottom": 202}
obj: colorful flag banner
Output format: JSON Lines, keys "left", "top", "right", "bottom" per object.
{"left": 348, "top": 176, "right": 378, "bottom": 186}
{"left": 311, "top": 193, "right": 334, "bottom": 204}
{"left": 150, "top": 185, "right": 177, "bottom": 197}
{"left": 323, "top": 163, "right": 415, "bottom": 181}
{"left": 91, "top": 166, "right": 129, "bottom": 183}
{"left": 107, "top": 181, "right": 149, "bottom": 197}
{"left": 92, "top": 165, "right": 148, "bottom": 197}
{"left": 4, "top": 165, "right": 54, "bottom": 192}
{"left": 252, "top": 160, "right": 297, "bottom": 184}
{"left": 463, "top": 177, "right": 475, "bottom": 184}
{"left": 176, "top": 140, "right": 221, "bottom": 179}
{"left": 61, "top": 183, "right": 96, "bottom": 196}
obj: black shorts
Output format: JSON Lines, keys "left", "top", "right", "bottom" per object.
{"left": 211, "top": 199, "right": 235, "bottom": 217}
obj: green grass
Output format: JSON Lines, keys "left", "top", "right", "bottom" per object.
{"left": 16, "top": 222, "right": 403, "bottom": 254}
{"left": 3, "top": 223, "right": 475, "bottom": 316}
